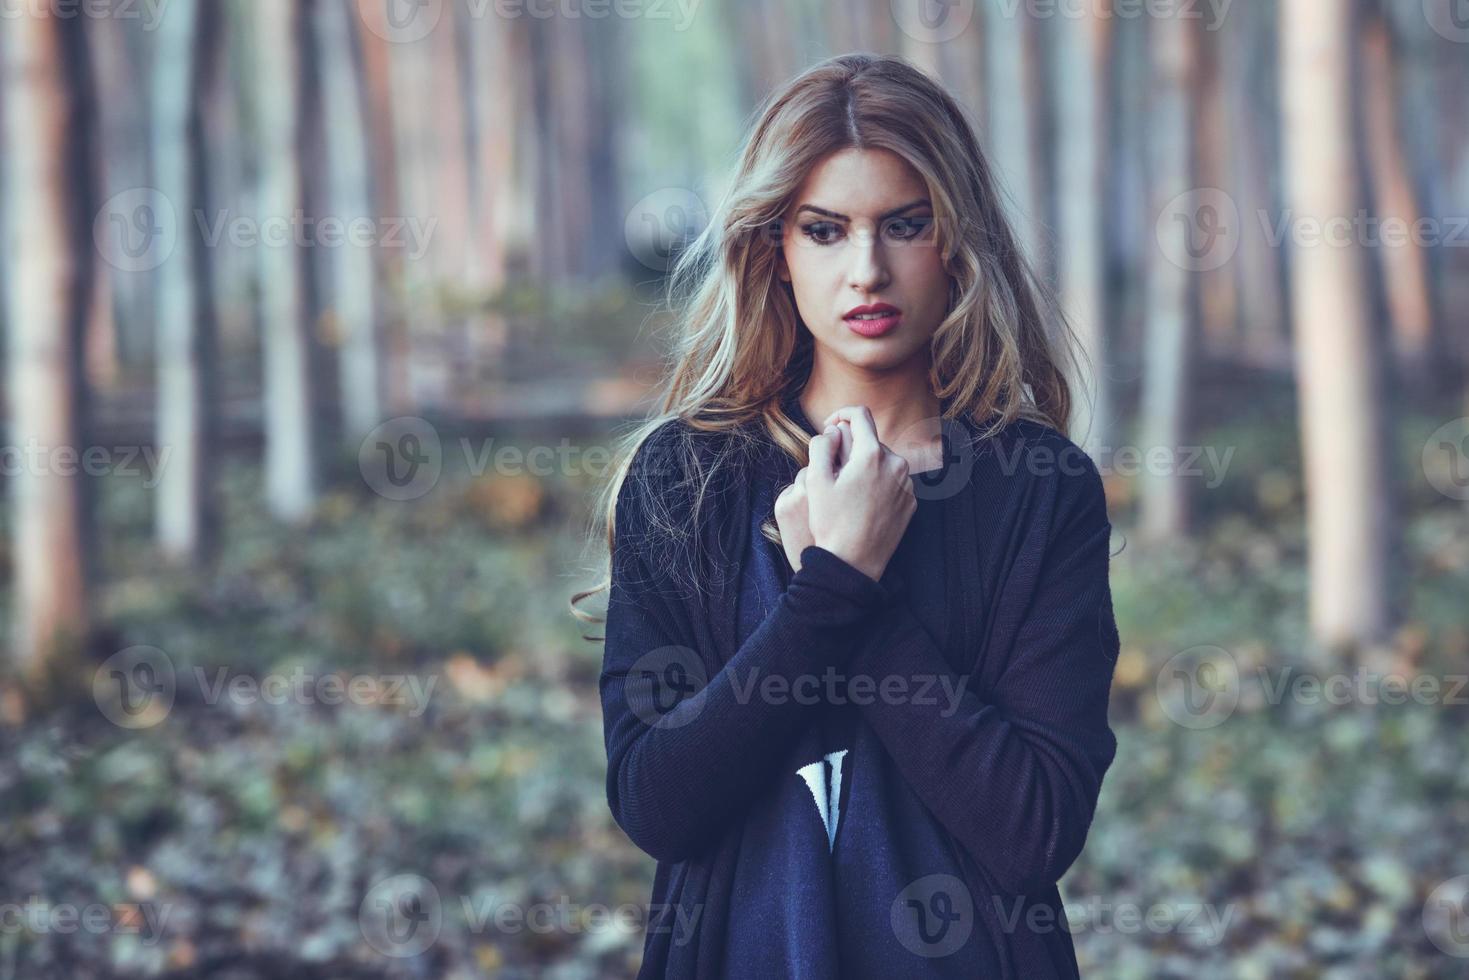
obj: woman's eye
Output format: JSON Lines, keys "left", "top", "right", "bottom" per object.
{"left": 886, "top": 217, "right": 933, "bottom": 241}
{"left": 800, "top": 222, "right": 842, "bottom": 245}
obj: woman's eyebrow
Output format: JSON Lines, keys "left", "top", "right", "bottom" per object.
{"left": 792, "top": 198, "right": 931, "bottom": 221}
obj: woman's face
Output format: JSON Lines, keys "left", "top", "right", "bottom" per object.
{"left": 777, "top": 147, "right": 951, "bottom": 374}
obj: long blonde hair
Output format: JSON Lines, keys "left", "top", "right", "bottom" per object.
{"left": 572, "top": 52, "right": 1087, "bottom": 637}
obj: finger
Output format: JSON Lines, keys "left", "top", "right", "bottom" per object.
{"left": 823, "top": 407, "right": 879, "bottom": 458}
{"left": 807, "top": 428, "right": 840, "bottom": 483}
{"left": 794, "top": 468, "right": 808, "bottom": 489}
{"left": 835, "top": 420, "right": 852, "bottom": 468}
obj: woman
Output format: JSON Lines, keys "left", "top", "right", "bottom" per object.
{"left": 575, "top": 53, "right": 1120, "bottom": 978}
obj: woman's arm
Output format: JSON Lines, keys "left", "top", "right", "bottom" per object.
{"left": 600, "top": 457, "right": 899, "bottom": 864}
{"left": 843, "top": 462, "right": 1120, "bottom": 896}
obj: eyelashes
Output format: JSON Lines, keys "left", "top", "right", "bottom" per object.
{"left": 798, "top": 217, "right": 934, "bottom": 245}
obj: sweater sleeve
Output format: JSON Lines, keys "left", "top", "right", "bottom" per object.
{"left": 599, "top": 444, "right": 900, "bottom": 864}
{"left": 844, "top": 460, "right": 1120, "bottom": 896}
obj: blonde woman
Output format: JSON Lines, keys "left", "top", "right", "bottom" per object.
{"left": 576, "top": 53, "right": 1120, "bottom": 979}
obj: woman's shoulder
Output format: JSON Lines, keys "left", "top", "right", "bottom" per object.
{"left": 966, "top": 413, "right": 1107, "bottom": 519}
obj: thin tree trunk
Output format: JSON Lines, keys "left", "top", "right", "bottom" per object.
{"left": 1138, "top": 12, "right": 1199, "bottom": 544}
{"left": 317, "top": 0, "right": 381, "bottom": 441}
{"left": 984, "top": 1, "right": 1045, "bottom": 268}
{"left": 1280, "top": 0, "right": 1394, "bottom": 652}
{"left": 352, "top": 5, "right": 408, "bottom": 416}
{"left": 1055, "top": 5, "right": 1114, "bottom": 459}
{"left": 255, "top": 0, "right": 316, "bottom": 519}
{"left": 85, "top": 14, "right": 152, "bottom": 370}
{"left": 1360, "top": 11, "right": 1436, "bottom": 369}
{"left": 2, "top": 10, "right": 94, "bottom": 673}
{"left": 152, "top": 0, "right": 221, "bottom": 562}
{"left": 1223, "top": 0, "right": 1288, "bottom": 369}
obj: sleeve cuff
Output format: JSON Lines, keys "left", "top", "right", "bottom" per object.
{"left": 790, "top": 545, "right": 903, "bottom": 612}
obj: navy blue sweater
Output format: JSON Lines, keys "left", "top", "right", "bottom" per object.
{"left": 599, "top": 397, "right": 1120, "bottom": 977}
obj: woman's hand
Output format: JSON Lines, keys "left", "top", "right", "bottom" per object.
{"left": 774, "top": 467, "right": 815, "bottom": 572}
{"left": 806, "top": 407, "right": 916, "bottom": 582}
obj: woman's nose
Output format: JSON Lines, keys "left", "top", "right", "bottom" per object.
{"left": 847, "top": 229, "right": 890, "bottom": 290}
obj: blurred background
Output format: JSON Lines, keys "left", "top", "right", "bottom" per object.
{"left": 1, "top": 0, "right": 1468, "bottom": 976}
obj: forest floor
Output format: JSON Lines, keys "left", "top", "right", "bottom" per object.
{"left": 2, "top": 409, "right": 1468, "bottom": 979}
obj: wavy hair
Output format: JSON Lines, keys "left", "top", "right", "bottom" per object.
{"left": 571, "top": 52, "right": 1089, "bottom": 637}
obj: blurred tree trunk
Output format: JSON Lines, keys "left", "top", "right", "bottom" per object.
{"left": 1138, "top": 13, "right": 1199, "bottom": 543}
{"left": 317, "top": 0, "right": 381, "bottom": 442}
{"left": 1281, "top": 0, "right": 1394, "bottom": 652}
{"left": 1195, "top": 16, "right": 1236, "bottom": 354}
{"left": 463, "top": 11, "right": 527, "bottom": 394}
{"left": 984, "top": 1, "right": 1045, "bottom": 269}
{"left": 432, "top": 2, "right": 472, "bottom": 287}
{"left": 86, "top": 13, "right": 152, "bottom": 370}
{"left": 1360, "top": 9, "right": 1437, "bottom": 372}
{"left": 255, "top": 0, "right": 316, "bottom": 520}
{"left": 353, "top": 7, "right": 408, "bottom": 417}
{"left": 1223, "top": 1, "right": 1288, "bottom": 369}
{"left": 1, "top": 10, "right": 95, "bottom": 675}
{"left": 1055, "top": 5, "right": 1114, "bottom": 459}
{"left": 387, "top": 23, "right": 442, "bottom": 406}
{"left": 152, "top": 0, "right": 221, "bottom": 561}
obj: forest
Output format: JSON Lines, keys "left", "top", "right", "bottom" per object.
{"left": 1, "top": 0, "right": 1468, "bottom": 976}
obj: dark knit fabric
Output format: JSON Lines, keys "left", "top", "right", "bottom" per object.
{"left": 599, "top": 395, "right": 1121, "bottom": 978}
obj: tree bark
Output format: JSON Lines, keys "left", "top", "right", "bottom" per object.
{"left": 152, "top": 0, "right": 222, "bottom": 562}
{"left": 1280, "top": 0, "right": 1394, "bottom": 652}
{"left": 2, "top": 10, "right": 95, "bottom": 673}
{"left": 255, "top": 0, "right": 317, "bottom": 519}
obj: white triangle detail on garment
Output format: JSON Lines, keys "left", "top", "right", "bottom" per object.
{"left": 796, "top": 749, "right": 849, "bottom": 852}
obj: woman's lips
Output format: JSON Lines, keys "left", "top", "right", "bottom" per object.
{"left": 845, "top": 312, "right": 902, "bottom": 337}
